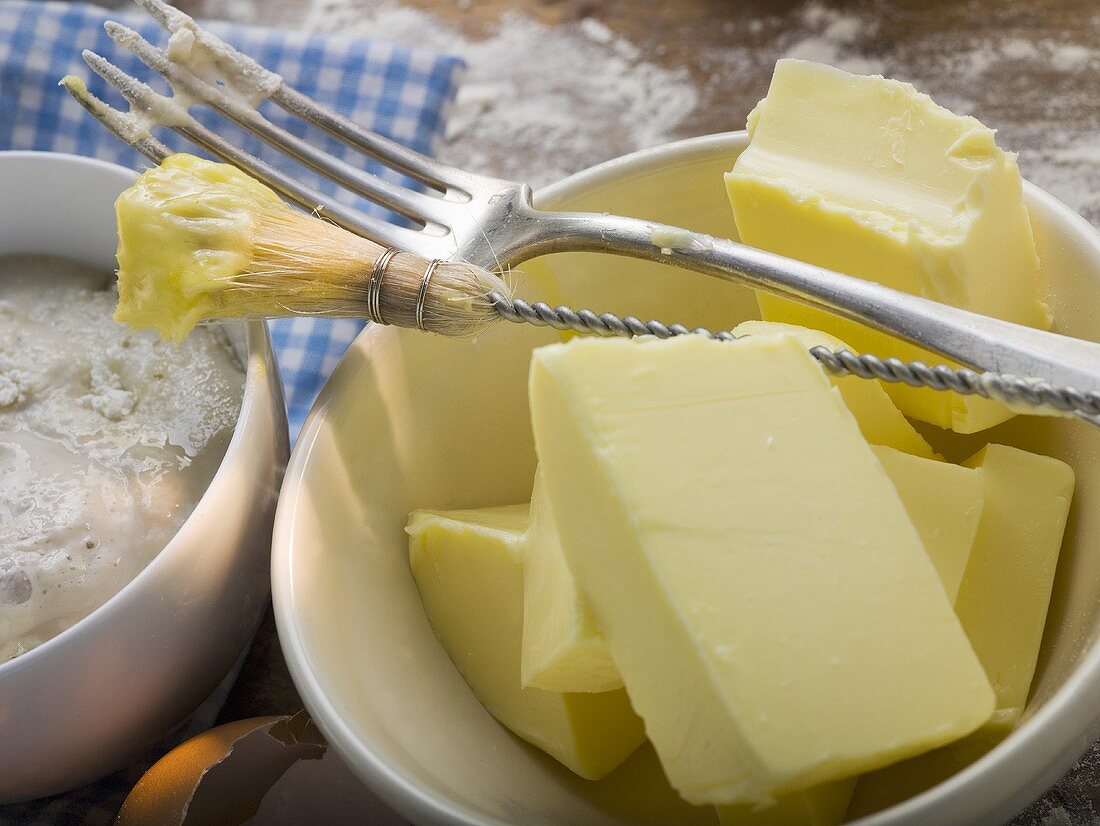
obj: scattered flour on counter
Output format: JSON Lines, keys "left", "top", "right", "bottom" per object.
{"left": 0, "top": 254, "right": 245, "bottom": 661}
{"left": 1000, "top": 38, "right": 1040, "bottom": 60}
{"left": 578, "top": 18, "right": 614, "bottom": 46}
{"left": 781, "top": 4, "right": 885, "bottom": 74}
{"left": 1050, "top": 43, "right": 1091, "bottom": 73}
{"left": 302, "top": 0, "right": 699, "bottom": 186}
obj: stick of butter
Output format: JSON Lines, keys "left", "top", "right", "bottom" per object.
{"left": 733, "top": 321, "right": 934, "bottom": 458}
{"left": 525, "top": 318, "right": 935, "bottom": 697}
{"left": 713, "top": 445, "right": 984, "bottom": 824}
{"left": 726, "top": 59, "right": 1051, "bottom": 434}
{"left": 847, "top": 443, "right": 1074, "bottom": 819}
{"left": 521, "top": 471, "right": 622, "bottom": 693}
{"left": 873, "top": 446, "right": 986, "bottom": 603}
{"left": 955, "top": 444, "right": 1074, "bottom": 724}
{"left": 530, "top": 334, "right": 993, "bottom": 805}
{"left": 406, "top": 506, "right": 646, "bottom": 781}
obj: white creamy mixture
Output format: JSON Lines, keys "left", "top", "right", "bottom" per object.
{"left": 0, "top": 255, "right": 244, "bottom": 661}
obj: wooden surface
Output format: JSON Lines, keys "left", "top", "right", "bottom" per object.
{"left": 7, "top": 0, "right": 1100, "bottom": 823}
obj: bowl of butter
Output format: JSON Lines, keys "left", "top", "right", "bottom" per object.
{"left": 0, "top": 151, "right": 289, "bottom": 801}
{"left": 272, "top": 60, "right": 1099, "bottom": 825}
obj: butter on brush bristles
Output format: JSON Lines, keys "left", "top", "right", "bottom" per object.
{"left": 113, "top": 153, "right": 510, "bottom": 343}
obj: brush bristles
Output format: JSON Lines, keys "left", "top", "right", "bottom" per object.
{"left": 219, "top": 206, "right": 510, "bottom": 337}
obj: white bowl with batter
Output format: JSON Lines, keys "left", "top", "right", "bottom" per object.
{"left": 273, "top": 132, "right": 1100, "bottom": 825}
{"left": 0, "top": 151, "right": 289, "bottom": 802}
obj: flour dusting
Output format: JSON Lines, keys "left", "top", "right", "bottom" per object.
{"left": 301, "top": 1, "right": 699, "bottom": 186}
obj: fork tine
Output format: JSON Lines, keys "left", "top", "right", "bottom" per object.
{"left": 272, "top": 86, "right": 469, "bottom": 198}
{"left": 132, "top": 0, "right": 463, "bottom": 195}
{"left": 104, "top": 21, "right": 451, "bottom": 230}
{"left": 80, "top": 50, "right": 422, "bottom": 250}
{"left": 59, "top": 75, "right": 171, "bottom": 164}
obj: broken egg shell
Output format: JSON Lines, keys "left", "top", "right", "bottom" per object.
{"left": 116, "top": 711, "right": 324, "bottom": 825}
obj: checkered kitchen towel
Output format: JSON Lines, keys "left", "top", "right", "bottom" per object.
{"left": 0, "top": 0, "right": 464, "bottom": 438}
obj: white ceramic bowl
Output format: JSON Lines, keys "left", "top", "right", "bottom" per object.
{"left": 0, "top": 151, "right": 289, "bottom": 802}
{"left": 272, "top": 133, "right": 1100, "bottom": 825}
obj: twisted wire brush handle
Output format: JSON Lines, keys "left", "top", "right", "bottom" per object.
{"left": 487, "top": 292, "right": 1100, "bottom": 425}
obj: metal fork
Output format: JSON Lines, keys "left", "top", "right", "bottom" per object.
{"left": 62, "top": 0, "right": 1100, "bottom": 420}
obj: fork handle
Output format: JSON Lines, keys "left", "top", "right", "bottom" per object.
{"left": 513, "top": 209, "right": 1100, "bottom": 392}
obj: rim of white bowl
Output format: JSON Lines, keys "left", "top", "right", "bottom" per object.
{"left": 273, "top": 331, "right": 509, "bottom": 826}
{"left": 272, "top": 132, "right": 1100, "bottom": 826}
{"left": 0, "top": 151, "right": 285, "bottom": 680}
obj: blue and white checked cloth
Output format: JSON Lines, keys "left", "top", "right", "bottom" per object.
{"left": 0, "top": 0, "right": 464, "bottom": 437}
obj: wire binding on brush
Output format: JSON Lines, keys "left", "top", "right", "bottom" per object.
{"left": 368, "top": 247, "right": 398, "bottom": 325}
{"left": 416, "top": 259, "right": 442, "bottom": 332}
{"left": 487, "top": 292, "right": 1100, "bottom": 422}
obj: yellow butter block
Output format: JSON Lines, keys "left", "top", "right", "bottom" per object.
{"left": 521, "top": 471, "right": 622, "bottom": 693}
{"left": 715, "top": 779, "right": 855, "bottom": 826}
{"left": 530, "top": 334, "right": 993, "bottom": 805}
{"left": 519, "top": 317, "right": 937, "bottom": 697}
{"left": 955, "top": 443, "right": 1074, "bottom": 722}
{"left": 848, "top": 444, "right": 1073, "bottom": 818}
{"left": 733, "top": 321, "right": 933, "bottom": 458}
{"left": 406, "top": 506, "right": 645, "bottom": 781}
{"left": 726, "top": 59, "right": 1050, "bottom": 433}
{"left": 872, "top": 446, "right": 985, "bottom": 602}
